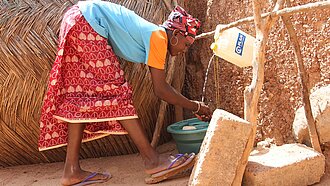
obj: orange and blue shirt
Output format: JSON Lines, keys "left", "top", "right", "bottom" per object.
{"left": 77, "top": 1, "right": 167, "bottom": 70}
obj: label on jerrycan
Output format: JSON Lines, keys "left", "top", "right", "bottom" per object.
{"left": 235, "top": 33, "right": 246, "bottom": 56}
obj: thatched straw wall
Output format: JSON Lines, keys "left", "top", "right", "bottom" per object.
{"left": 0, "top": 0, "right": 184, "bottom": 167}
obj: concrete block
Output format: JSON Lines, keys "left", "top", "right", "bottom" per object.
{"left": 189, "top": 109, "right": 252, "bottom": 186}
{"left": 243, "top": 143, "right": 325, "bottom": 186}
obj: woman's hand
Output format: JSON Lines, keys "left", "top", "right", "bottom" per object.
{"left": 149, "top": 68, "right": 213, "bottom": 121}
{"left": 192, "top": 101, "right": 212, "bottom": 122}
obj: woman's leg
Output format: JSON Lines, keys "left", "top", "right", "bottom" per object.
{"left": 119, "top": 119, "right": 158, "bottom": 165}
{"left": 60, "top": 123, "right": 109, "bottom": 185}
{"left": 119, "top": 119, "right": 187, "bottom": 174}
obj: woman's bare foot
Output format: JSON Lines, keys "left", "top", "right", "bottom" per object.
{"left": 144, "top": 154, "right": 189, "bottom": 175}
{"left": 60, "top": 170, "right": 111, "bottom": 186}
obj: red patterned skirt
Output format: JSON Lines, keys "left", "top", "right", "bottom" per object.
{"left": 38, "top": 6, "right": 138, "bottom": 151}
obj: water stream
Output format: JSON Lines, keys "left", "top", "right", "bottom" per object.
{"left": 201, "top": 54, "right": 215, "bottom": 103}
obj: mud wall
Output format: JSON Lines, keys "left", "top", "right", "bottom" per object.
{"left": 184, "top": 0, "right": 330, "bottom": 145}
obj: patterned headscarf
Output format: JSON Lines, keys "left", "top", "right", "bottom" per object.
{"left": 162, "top": 6, "right": 201, "bottom": 44}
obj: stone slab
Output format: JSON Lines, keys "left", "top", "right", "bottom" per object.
{"left": 243, "top": 143, "right": 325, "bottom": 186}
{"left": 293, "top": 85, "right": 330, "bottom": 144}
{"left": 189, "top": 109, "right": 252, "bottom": 186}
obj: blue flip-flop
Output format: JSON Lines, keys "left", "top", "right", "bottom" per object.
{"left": 167, "top": 153, "right": 186, "bottom": 170}
{"left": 72, "top": 172, "right": 111, "bottom": 186}
{"left": 145, "top": 153, "right": 196, "bottom": 184}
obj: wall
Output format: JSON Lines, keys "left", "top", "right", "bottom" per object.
{"left": 184, "top": 0, "right": 330, "bottom": 144}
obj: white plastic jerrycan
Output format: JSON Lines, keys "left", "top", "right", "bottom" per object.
{"left": 210, "top": 24, "right": 255, "bottom": 67}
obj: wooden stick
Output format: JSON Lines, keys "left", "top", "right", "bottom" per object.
{"left": 235, "top": 1, "right": 265, "bottom": 184}
{"left": 232, "top": 0, "right": 285, "bottom": 184}
{"left": 263, "top": 0, "right": 286, "bottom": 37}
{"left": 173, "top": 55, "right": 185, "bottom": 122}
{"left": 173, "top": 0, "right": 178, "bottom": 7}
{"left": 151, "top": 0, "right": 183, "bottom": 148}
{"left": 151, "top": 56, "right": 176, "bottom": 147}
{"left": 244, "top": 0, "right": 265, "bottom": 124}
{"left": 151, "top": 100, "right": 168, "bottom": 148}
{"left": 162, "top": 0, "right": 172, "bottom": 11}
{"left": 281, "top": 0, "right": 321, "bottom": 153}
{"left": 196, "top": 1, "right": 330, "bottom": 40}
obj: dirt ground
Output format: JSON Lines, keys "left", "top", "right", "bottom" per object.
{"left": 0, "top": 142, "right": 189, "bottom": 186}
{"left": 0, "top": 142, "right": 329, "bottom": 186}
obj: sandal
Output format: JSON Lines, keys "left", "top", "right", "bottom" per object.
{"left": 145, "top": 153, "right": 196, "bottom": 184}
{"left": 145, "top": 153, "right": 189, "bottom": 175}
{"left": 71, "top": 172, "right": 111, "bottom": 186}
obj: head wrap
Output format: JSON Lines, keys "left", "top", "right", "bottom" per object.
{"left": 162, "top": 6, "right": 201, "bottom": 43}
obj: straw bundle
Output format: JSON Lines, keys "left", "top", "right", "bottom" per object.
{"left": 0, "top": 0, "right": 184, "bottom": 167}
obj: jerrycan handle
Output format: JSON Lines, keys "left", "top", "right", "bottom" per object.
{"left": 211, "top": 24, "right": 226, "bottom": 51}
{"left": 214, "top": 24, "right": 226, "bottom": 40}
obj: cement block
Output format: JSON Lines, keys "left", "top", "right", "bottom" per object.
{"left": 189, "top": 109, "right": 252, "bottom": 186}
{"left": 243, "top": 143, "right": 325, "bottom": 186}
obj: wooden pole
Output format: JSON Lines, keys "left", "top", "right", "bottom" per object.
{"left": 281, "top": 0, "right": 321, "bottom": 152}
{"left": 151, "top": 56, "right": 176, "bottom": 147}
{"left": 152, "top": 0, "right": 185, "bottom": 148}
{"left": 173, "top": 55, "right": 185, "bottom": 122}
{"left": 162, "top": 0, "right": 172, "bottom": 11}
{"left": 244, "top": 0, "right": 265, "bottom": 128}
{"left": 232, "top": 0, "right": 286, "bottom": 184}
{"left": 195, "top": 1, "right": 330, "bottom": 40}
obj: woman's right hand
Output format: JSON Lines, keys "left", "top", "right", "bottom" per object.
{"left": 148, "top": 67, "right": 213, "bottom": 121}
{"left": 192, "top": 101, "right": 212, "bottom": 122}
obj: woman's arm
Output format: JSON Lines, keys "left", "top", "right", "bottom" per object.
{"left": 149, "top": 67, "right": 211, "bottom": 120}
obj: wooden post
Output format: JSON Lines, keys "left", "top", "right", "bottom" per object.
{"left": 281, "top": 0, "right": 321, "bottom": 152}
{"left": 234, "top": 0, "right": 264, "bottom": 184}
{"left": 162, "top": 0, "right": 172, "bottom": 11}
{"left": 233, "top": 0, "right": 286, "bottom": 184}
{"left": 151, "top": 56, "right": 176, "bottom": 147}
{"left": 172, "top": 55, "right": 185, "bottom": 122}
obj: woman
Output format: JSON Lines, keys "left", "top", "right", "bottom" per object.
{"left": 38, "top": 1, "right": 212, "bottom": 185}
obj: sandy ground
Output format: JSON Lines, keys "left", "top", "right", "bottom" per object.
{"left": 0, "top": 141, "right": 329, "bottom": 186}
{"left": 0, "top": 142, "right": 189, "bottom": 186}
